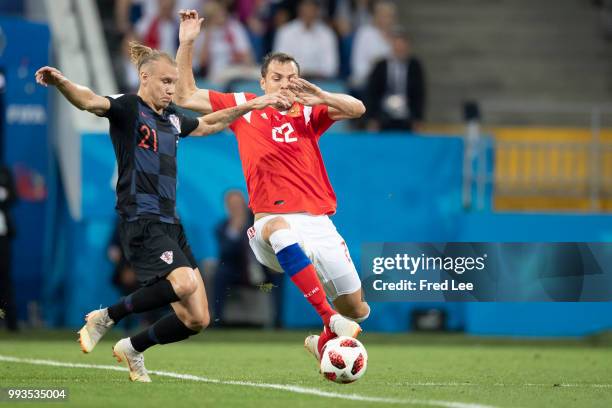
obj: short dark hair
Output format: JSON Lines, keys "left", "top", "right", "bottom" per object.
{"left": 261, "top": 52, "right": 301, "bottom": 77}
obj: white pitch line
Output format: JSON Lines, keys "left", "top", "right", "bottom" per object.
{"left": 396, "top": 382, "right": 612, "bottom": 389}
{"left": 0, "top": 355, "right": 497, "bottom": 408}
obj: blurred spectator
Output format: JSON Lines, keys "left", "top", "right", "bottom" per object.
{"left": 328, "top": 0, "right": 373, "bottom": 79}
{"left": 116, "top": 0, "right": 204, "bottom": 36}
{"left": 350, "top": 0, "right": 395, "bottom": 91}
{"left": 329, "top": 0, "right": 372, "bottom": 29}
{"left": 212, "top": 190, "right": 281, "bottom": 327}
{"left": 116, "top": 33, "right": 140, "bottom": 93}
{"left": 262, "top": 1, "right": 293, "bottom": 57}
{"left": 232, "top": 0, "right": 273, "bottom": 61}
{"left": 365, "top": 29, "right": 425, "bottom": 131}
{"left": 273, "top": 0, "right": 339, "bottom": 79}
{"left": 595, "top": 0, "right": 612, "bottom": 40}
{"left": 195, "top": 1, "right": 257, "bottom": 84}
{"left": 213, "top": 190, "right": 258, "bottom": 324}
{"left": 134, "top": 0, "right": 180, "bottom": 56}
{"left": 0, "top": 164, "right": 17, "bottom": 331}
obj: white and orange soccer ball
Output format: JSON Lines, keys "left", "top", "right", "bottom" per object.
{"left": 319, "top": 336, "right": 368, "bottom": 384}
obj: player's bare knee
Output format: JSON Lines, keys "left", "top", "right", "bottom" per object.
{"left": 336, "top": 301, "right": 370, "bottom": 322}
{"left": 185, "top": 311, "right": 210, "bottom": 332}
{"left": 167, "top": 267, "right": 198, "bottom": 299}
{"left": 261, "top": 216, "right": 291, "bottom": 243}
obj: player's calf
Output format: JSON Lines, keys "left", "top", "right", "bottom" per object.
{"left": 105, "top": 266, "right": 197, "bottom": 323}
{"left": 175, "top": 307, "right": 210, "bottom": 332}
{"left": 129, "top": 313, "right": 201, "bottom": 353}
{"left": 128, "top": 280, "right": 209, "bottom": 353}
{"left": 263, "top": 220, "right": 337, "bottom": 325}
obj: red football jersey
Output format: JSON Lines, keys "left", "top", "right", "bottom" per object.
{"left": 209, "top": 90, "right": 337, "bottom": 215}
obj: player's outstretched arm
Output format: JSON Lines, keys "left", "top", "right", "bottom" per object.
{"left": 190, "top": 92, "right": 291, "bottom": 136}
{"left": 35, "top": 66, "right": 110, "bottom": 116}
{"left": 175, "top": 9, "right": 212, "bottom": 114}
{"left": 288, "top": 78, "right": 366, "bottom": 121}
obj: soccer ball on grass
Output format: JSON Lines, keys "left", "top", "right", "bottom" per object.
{"left": 319, "top": 336, "right": 367, "bottom": 384}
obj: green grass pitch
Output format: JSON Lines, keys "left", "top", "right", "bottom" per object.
{"left": 1, "top": 330, "right": 611, "bottom": 408}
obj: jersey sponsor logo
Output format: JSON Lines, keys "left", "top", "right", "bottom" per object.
{"left": 160, "top": 250, "right": 174, "bottom": 265}
{"left": 168, "top": 114, "right": 181, "bottom": 134}
{"left": 272, "top": 123, "right": 297, "bottom": 143}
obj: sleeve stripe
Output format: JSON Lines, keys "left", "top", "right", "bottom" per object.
{"left": 233, "top": 92, "right": 252, "bottom": 123}
{"left": 304, "top": 106, "right": 312, "bottom": 125}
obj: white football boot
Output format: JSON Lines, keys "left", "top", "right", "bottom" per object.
{"left": 77, "top": 308, "right": 114, "bottom": 353}
{"left": 329, "top": 314, "right": 362, "bottom": 338}
{"left": 304, "top": 334, "right": 321, "bottom": 361}
{"left": 112, "top": 338, "right": 152, "bottom": 383}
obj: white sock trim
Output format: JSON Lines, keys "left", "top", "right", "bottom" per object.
{"left": 268, "top": 228, "right": 299, "bottom": 254}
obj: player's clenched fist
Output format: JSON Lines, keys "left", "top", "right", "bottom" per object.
{"left": 35, "top": 66, "right": 67, "bottom": 87}
{"left": 178, "top": 9, "right": 204, "bottom": 44}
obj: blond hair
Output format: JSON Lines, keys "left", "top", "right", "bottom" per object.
{"left": 128, "top": 41, "right": 175, "bottom": 71}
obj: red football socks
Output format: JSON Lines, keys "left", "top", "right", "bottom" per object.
{"left": 290, "top": 264, "right": 336, "bottom": 325}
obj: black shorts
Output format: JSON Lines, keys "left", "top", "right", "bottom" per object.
{"left": 119, "top": 219, "right": 198, "bottom": 286}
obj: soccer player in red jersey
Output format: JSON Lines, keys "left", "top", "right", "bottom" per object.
{"left": 175, "top": 11, "right": 371, "bottom": 360}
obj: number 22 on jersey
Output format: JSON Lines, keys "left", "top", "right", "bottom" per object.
{"left": 272, "top": 123, "right": 297, "bottom": 143}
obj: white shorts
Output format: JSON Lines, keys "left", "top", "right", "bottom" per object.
{"left": 248, "top": 213, "right": 362, "bottom": 300}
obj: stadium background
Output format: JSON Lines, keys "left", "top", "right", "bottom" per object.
{"left": 1, "top": 0, "right": 612, "bottom": 339}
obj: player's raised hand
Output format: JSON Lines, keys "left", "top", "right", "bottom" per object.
{"left": 288, "top": 78, "right": 326, "bottom": 106}
{"left": 179, "top": 9, "right": 204, "bottom": 44}
{"left": 35, "top": 66, "right": 67, "bottom": 87}
{"left": 249, "top": 92, "right": 292, "bottom": 111}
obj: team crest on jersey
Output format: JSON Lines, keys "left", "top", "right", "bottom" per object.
{"left": 168, "top": 114, "right": 181, "bottom": 134}
{"left": 160, "top": 251, "right": 174, "bottom": 265}
{"left": 287, "top": 103, "right": 301, "bottom": 117}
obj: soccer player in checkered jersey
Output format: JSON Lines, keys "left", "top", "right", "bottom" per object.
{"left": 175, "top": 10, "right": 371, "bottom": 361}
{"left": 35, "top": 43, "right": 291, "bottom": 382}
